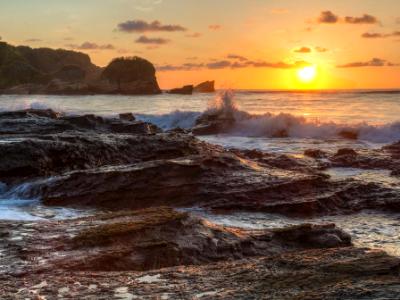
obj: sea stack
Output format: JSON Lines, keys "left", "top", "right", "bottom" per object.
{"left": 194, "top": 80, "right": 215, "bottom": 93}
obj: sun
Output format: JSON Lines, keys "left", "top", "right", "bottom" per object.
{"left": 297, "top": 66, "right": 317, "bottom": 83}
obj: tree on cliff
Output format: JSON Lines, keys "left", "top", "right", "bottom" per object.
{"left": 101, "top": 57, "right": 156, "bottom": 90}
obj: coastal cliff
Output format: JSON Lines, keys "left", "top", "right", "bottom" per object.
{"left": 0, "top": 42, "right": 161, "bottom": 95}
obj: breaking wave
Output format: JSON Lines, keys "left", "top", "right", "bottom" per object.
{"left": 0, "top": 92, "right": 399, "bottom": 143}
{"left": 136, "top": 91, "right": 400, "bottom": 143}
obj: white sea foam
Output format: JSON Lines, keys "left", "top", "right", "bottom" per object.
{"left": 134, "top": 91, "right": 400, "bottom": 143}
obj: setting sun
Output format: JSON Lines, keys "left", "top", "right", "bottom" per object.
{"left": 297, "top": 66, "right": 317, "bottom": 83}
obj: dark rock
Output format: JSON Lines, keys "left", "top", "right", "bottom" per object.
{"left": 338, "top": 129, "right": 358, "bottom": 140}
{"left": 118, "top": 113, "right": 135, "bottom": 122}
{"left": 335, "top": 148, "right": 358, "bottom": 156}
{"left": 272, "top": 223, "right": 351, "bottom": 248}
{"left": 304, "top": 149, "right": 327, "bottom": 159}
{"left": 167, "top": 85, "right": 194, "bottom": 95}
{"left": 194, "top": 80, "right": 215, "bottom": 93}
{"left": 192, "top": 110, "right": 236, "bottom": 135}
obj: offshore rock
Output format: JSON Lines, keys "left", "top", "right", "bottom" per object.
{"left": 194, "top": 80, "right": 215, "bottom": 93}
{"left": 167, "top": 85, "right": 194, "bottom": 95}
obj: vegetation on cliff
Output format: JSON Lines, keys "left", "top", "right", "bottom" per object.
{"left": 0, "top": 42, "right": 161, "bottom": 94}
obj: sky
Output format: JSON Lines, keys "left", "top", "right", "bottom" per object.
{"left": 1, "top": 0, "right": 400, "bottom": 89}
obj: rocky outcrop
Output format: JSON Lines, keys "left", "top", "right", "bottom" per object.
{"left": 1, "top": 109, "right": 400, "bottom": 217}
{"left": 167, "top": 85, "right": 193, "bottom": 95}
{"left": 1, "top": 209, "right": 399, "bottom": 299}
{"left": 192, "top": 108, "right": 236, "bottom": 135}
{"left": 97, "top": 57, "right": 161, "bottom": 95}
{"left": 0, "top": 42, "right": 161, "bottom": 95}
{"left": 0, "top": 207, "right": 351, "bottom": 273}
{"left": 0, "top": 109, "right": 220, "bottom": 182}
{"left": 194, "top": 80, "right": 215, "bottom": 93}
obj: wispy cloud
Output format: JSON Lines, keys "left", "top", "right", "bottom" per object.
{"left": 294, "top": 46, "right": 311, "bottom": 53}
{"left": 135, "top": 35, "right": 169, "bottom": 44}
{"left": 337, "top": 58, "right": 399, "bottom": 68}
{"left": 227, "top": 54, "right": 248, "bottom": 61}
{"left": 158, "top": 59, "right": 310, "bottom": 71}
{"left": 117, "top": 20, "right": 186, "bottom": 33}
{"left": 209, "top": 24, "right": 222, "bottom": 31}
{"left": 317, "top": 11, "right": 379, "bottom": 24}
{"left": 315, "top": 46, "right": 328, "bottom": 52}
{"left": 344, "top": 14, "right": 378, "bottom": 24}
{"left": 25, "top": 38, "right": 42, "bottom": 42}
{"left": 362, "top": 31, "right": 400, "bottom": 38}
{"left": 66, "top": 42, "right": 115, "bottom": 50}
{"left": 185, "top": 32, "right": 202, "bottom": 38}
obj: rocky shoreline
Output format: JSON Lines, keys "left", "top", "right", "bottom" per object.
{"left": 1, "top": 109, "right": 400, "bottom": 299}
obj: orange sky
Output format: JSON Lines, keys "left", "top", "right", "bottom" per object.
{"left": 1, "top": 0, "right": 399, "bottom": 89}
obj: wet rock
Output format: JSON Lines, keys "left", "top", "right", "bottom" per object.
{"left": 272, "top": 223, "right": 351, "bottom": 248}
{"left": 338, "top": 129, "right": 359, "bottom": 140}
{"left": 384, "top": 141, "right": 400, "bottom": 158}
{"left": 9, "top": 208, "right": 351, "bottom": 272}
{"left": 304, "top": 149, "right": 327, "bottom": 159}
{"left": 335, "top": 148, "right": 358, "bottom": 157}
{"left": 167, "top": 85, "right": 194, "bottom": 95}
{"left": 192, "top": 110, "right": 235, "bottom": 135}
{"left": 39, "top": 153, "right": 327, "bottom": 212}
{"left": 119, "top": 113, "right": 135, "bottom": 122}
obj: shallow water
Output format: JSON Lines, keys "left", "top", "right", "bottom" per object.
{"left": 0, "top": 180, "right": 92, "bottom": 221}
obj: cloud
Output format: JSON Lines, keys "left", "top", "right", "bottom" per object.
{"left": 318, "top": 11, "right": 379, "bottom": 25}
{"left": 362, "top": 32, "right": 387, "bottom": 38}
{"left": 362, "top": 31, "right": 400, "bottom": 38}
{"left": 209, "top": 24, "right": 222, "bottom": 31}
{"left": 315, "top": 46, "right": 328, "bottom": 52}
{"left": 294, "top": 46, "right": 311, "bottom": 53}
{"left": 25, "top": 38, "right": 42, "bottom": 42}
{"left": 206, "top": 60, "right": 231, "bottom": 69}
{"left": 157, "top": 63, "right": 205, "bottom": 71}
{"left": 227, "top": 54, "right": 248, "bottom": 61}
{"left": 345, "top": 14, "right": 378, "bottom": 24}
{"left": 185, "top": 32, "right": 202, "bottom": 38}
{"left": 117, "top": 20, "right": 186, "bottom": 33}
{"left": 337, "top": 58, "right": 398, "bottom": 68}
{"left": 66, "top": 42, "right": 115, "bottom": 50}
{"left": 318, "top": 11, "right": 339, "bottom": 23}
{"left": 135, "top": 35, "right": 169, "bottom": 44}
{"left": 157, "top": 59, "right": 311, "bottom": 71}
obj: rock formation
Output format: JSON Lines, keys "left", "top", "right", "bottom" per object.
{"left": 194, "top": 80, "right": 215, "bottom": 93}
{"left": 0, "top": 109, "right": 400, "bottom": 298}
{"left": 167, "top": 85, "right": 194, "bottom": 95}
{"left": 0, "top": 42, "right": 161, "bottom": 95}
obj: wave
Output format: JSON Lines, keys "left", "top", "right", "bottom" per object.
{"left": 1, "top": 92, "right": 399, "bottom": 143}
{"left": 136, "top": 110, "right": 201, "bottom": 130}
{"left": 136, "top": 91, "right": 400, "bottom": 143}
